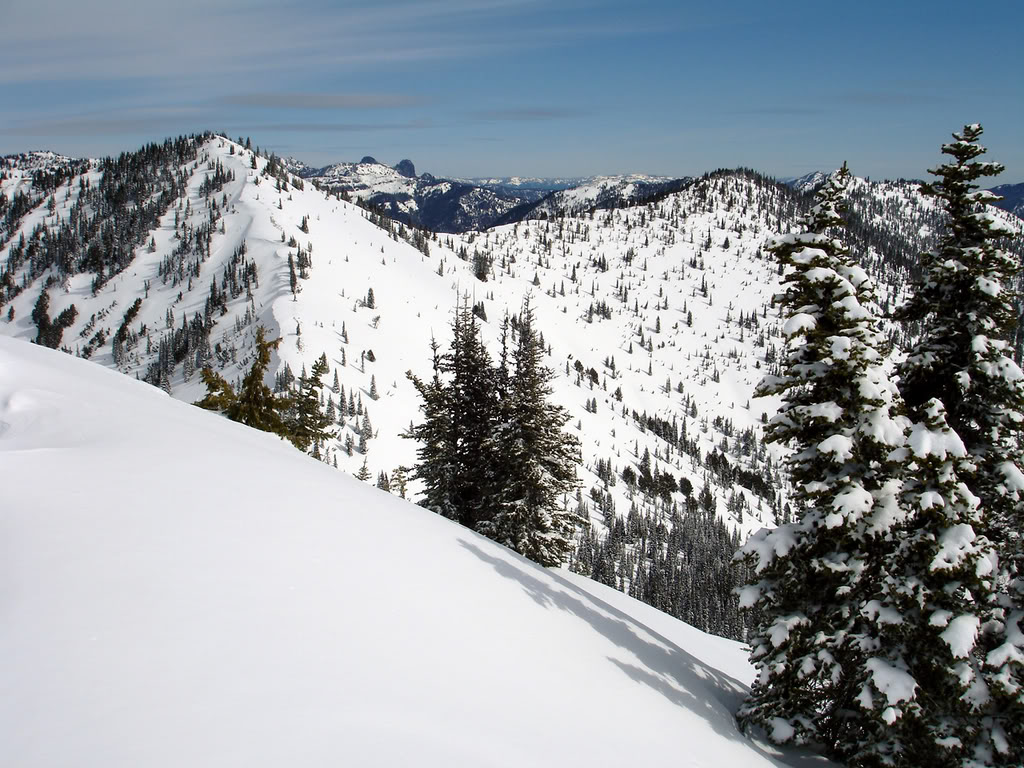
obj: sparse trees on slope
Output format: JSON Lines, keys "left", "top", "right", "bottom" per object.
{"left": 896, "top": 124, "right": 1024, "bottom": 765}
{"left": 738, "top": 165, "right": 908, "bottom": 758}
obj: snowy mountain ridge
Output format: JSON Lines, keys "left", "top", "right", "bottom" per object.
{"left": 2, "top": 133, "right": 1022, "bottom": 639}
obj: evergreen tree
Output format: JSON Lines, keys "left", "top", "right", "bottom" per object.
{"left": 852, "top": 398, "right": 994, "bottom": 766}
{"left": 287, "top": 352, "right": 334, "bottom": 452}
{"left": 195, "top": 327, "right": 293, "bottom": 443}
{"left": 408, "top": 297, "right": 580, "bottom": 567}
{"left": 896, "top": 124, "right": 1024, "bottom": 764}
{"left": 407, "top": 301, "right": 498, "bottom": 527}
{"left": 480, "top": 296, "right": 581, "bottom": 566}
{"left": 407, "top": 336, "right": 457, "bottom": 518}
{"left": 738, "top": 166, "right": 907, "bottom": 758}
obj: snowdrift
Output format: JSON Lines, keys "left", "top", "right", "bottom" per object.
{"left": 0, "top": 337, "right": 828, "bottom": 767}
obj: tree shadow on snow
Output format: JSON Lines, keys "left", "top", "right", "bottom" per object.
{"left": 458, "top": 538, "right": 832, "bottom": 768}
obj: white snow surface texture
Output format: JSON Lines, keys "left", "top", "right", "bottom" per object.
{"left": 0, "top": 337, "right": 829, "bottom": 768}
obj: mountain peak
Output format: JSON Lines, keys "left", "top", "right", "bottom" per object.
{"left": 394, "top": 158, "right": 416, "bottom": 178}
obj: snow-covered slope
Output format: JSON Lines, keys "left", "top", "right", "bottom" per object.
{"left": 0, "top": 140, "right": 789, "bottom": 540}
{"left": 3, "top": 135, "right": 1021, "bottom": 640}
{"left": 0, "top": 336, "right": 829, "bottom": 768}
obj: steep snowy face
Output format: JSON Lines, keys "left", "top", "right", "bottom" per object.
{"left": 0, "top": 335, "right": 828, "bottom": 768}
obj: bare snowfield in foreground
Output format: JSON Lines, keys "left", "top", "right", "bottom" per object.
{"left": 1, "top": 337, "right": 830, "bottom": 767}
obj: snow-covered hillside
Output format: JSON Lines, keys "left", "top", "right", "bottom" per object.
{"left": 527, "top": 173, "right": 683, "bottom": 217}
{"left": 0, "top": 138, "right": 790, "bottom": 542}
{"left": 0, "top": 336, "right": 831, "bottom": 768}
{"left": 3, "top": 134, "right": 1022, "bottom": 639}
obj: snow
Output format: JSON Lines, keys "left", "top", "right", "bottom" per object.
{"left": 826, "top": 484, "right": 873, "bottom": 527}
{"left": 770, "top": 717, "right": 796, "bottom": 743}
{"left": 931, "top": 523, "right": 981, "bottom": 572}
{"left": 1000, "top": 460, "right": 1024, "bottom": 493}
{"left": 783, "top": 313, "right": 817, "bottom": 336}
{"left": 768, "top": 615, "right": 809, "bottom": 648}
{"left": 0, "top": 336, "right": 826, "bottom": 768}
{"left": 909, "top": 418, "right": 967, "bottom": 459}
{"left": 940, "top": 615, "right": 981, "bottom": 658}
{"left": 741, "top": 523, "right": 801, "bottom": 575}
{"left": 865, "top": 657, "right": 917, "bottom": 705}
{"left": 817, "top": 434, "right": 853, "bottom": 461}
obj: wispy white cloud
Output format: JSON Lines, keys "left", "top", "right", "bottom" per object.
{"left": 0, "top": 0, "right": 622, "bottom": 84}
{"left": 0, "top": 106, "right": 207, "bottom": 136}
{"left": 471, "top": 107, "right": 590, "bottom": 122}
{"left": 238, "top": 120, "right": 431, "bottom": 133}
{"left": 220, "top": 92, "right": 426, "bottom": 110}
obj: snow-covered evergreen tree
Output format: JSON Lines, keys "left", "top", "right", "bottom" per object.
{"left": 738, "top": 165, "right": 908, "bottom": 759}
{"left": 896, "top": 124, "right": 1024, "bottom": 766}
{"left": 847, "top": 397, "right": 993, "bottom": 766}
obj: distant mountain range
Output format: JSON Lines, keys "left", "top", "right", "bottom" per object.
{"left": 990, "top": 182, "right": 1024, "bottom": 219}
{"left": 284, "top": 156, "right": 691, "bottom": 233}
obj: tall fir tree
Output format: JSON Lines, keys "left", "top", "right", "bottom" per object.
{"left": 896, "top": 124, "right": 1024, "bottom": 765}
{"left": 738, "top": 165, "right": 908, "bottom": 759}
{"left": 480, "top": 296, "right": 581, "bottom": 567}
{"left": 287, "top": 352, "right": 334, "bottom": 453}
{"left": 851, "top": 398, "right": 994, "bottom": 767}
{"left": 408, "top": 297, "right": 580, "bottom": 567}
{"left": 195, "top": 326, "right": 293, "bottom": 443}
{"left": 446, "top": 301, "right": 500, "bottom": 529}
{"left": 407, "top": 336, "right": 458, "bottom": 520}
{"left": 406, "top": 301, "right": 497, "bottom": 526}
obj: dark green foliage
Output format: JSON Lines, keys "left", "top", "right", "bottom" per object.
{"left": 571, "top": 500, "right": 749, "bottom": 640}
{"left": 472, "top": 249, "right": 491, "bottom": 281}
{"left": 854, "top": 399, "right": 994, "bottom": 767}
{"left": 31, "top": 288, "right": 77, "bottom": 349}
{"left": 479, "top": 298, "right": 581, "bottom": 566}
{"left": 897, "top": 125, "right": 1024, "bottom": 765}
{"left": 897, "top": 125, "right": 1024, "bottom": 530}
{"left": 195, "top": 327, "right": 293, "bottom": 444}
{"left": 738, "top": 166, "right": 908, "bottom": 758}
{"left": 408, "top": 297, "right": 581, "bottom": 567}
{"left": 286, "top": 352, "right": 334, "bottom": 453}
{"left": 407, "top": 301, "right": 500, "bottom": 528}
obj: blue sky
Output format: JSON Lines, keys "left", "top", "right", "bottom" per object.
{"left": 1, "top": 0, "right": 1021, "bottom": 180}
